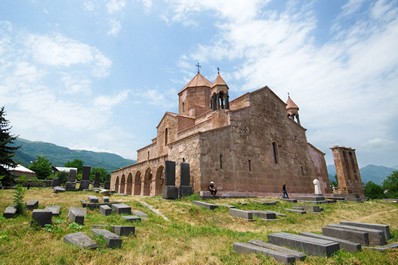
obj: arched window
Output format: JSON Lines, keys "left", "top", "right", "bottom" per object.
{"left": 272, "top": 142, "right": 278, "bottom": 164}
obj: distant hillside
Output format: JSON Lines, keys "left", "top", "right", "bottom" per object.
{"left": 327, "top": 164, "right": 396, "bottom": 185}
{"left": 12, "top": 138, "right": 135, "bottom": 173}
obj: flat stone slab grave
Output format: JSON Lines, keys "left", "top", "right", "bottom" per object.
{"left": 68, "top": 207, "right": 87, "bottom": 225}
{"left": 292, "top": 205, "right": 323, "bottom": 212}
{"left": 229, "top": 209, "right": 276, "bottom": 220}
{"left": 233, "top": 240, "right": 306, "bottom": 265}
{"left": 103, "top": 196, "right": 109, "bottom": 203}
{"left": 300, "top": 232, "right": 361, "bottom": 252}
{"left": 322, "top": 226, "right": 369, "bottom": 246}
{"left": 112, "top": 203, "right": 132, "bottom": 214}
{"left": 122, "top": 215, "right": 141, "bottom": 222}
{"left": 26, "top": 200, "right": 39, "bottom": 210}
{"left": 92, "top": 228, "right": 122, "bottom": 248}
{"left": 64, "top": 232, "right": 98, "bottom": 249}
{"left": 45, "top": 205, "right": 61, "bottom": 216}
{"left": 3, "top": 206, "right": 17, "bottom": 219}
{"left": 31, "top": 209, "right": 53, "bottom": 227}
{"left": 88, "top": 196, "right": 99, "bottom": 203}
{"left": 192, "top": 201, "right": 219, "bottom": 210}
{"left": 132, "top": 210, "right": 148, "bottom": 219}
{"left": 340, "top": 221, "right": 391, "bottom": 240}
{"left": 99, "top": 205, "right": 112, "bottom": 216}
{"left": 374, "top": 242, "right": 398, "bottom": 251}
{"left": 328, "top": 224, "right": 386, "bottom": 246}
{"left": 268, "top": 232, "right": 340, "bottom": 257}
{"left": 112, "top": 225, "right": 135, "bottom": 236}
{"left": 53, "top": 186, "right": 65, "bottom": 193}
{"left": 285, "top": 208, "right": 306, "bottom": 214}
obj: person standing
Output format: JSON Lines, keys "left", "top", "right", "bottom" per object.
{"left": 282, "top": 184, "right": 289, "bottom": 199}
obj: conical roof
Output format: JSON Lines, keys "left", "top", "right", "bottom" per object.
{"left": 179, "top": 72, "right": 212, "bottom": 93}
{"left": 286, "top": 96, "right": 299, "bottom": 110}
{"left": 211, "top": 73, "right": 227, "bottom": 87}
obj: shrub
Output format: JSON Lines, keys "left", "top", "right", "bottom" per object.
{"left": 13, "top": 185, "right": 26, "bottom": 215}
{"left": 364, "top": 181, "right": 384, "bottom": 199}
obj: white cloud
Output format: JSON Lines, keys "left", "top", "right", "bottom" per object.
{"left": 93, "top": 90, "right": 129, "bottom": 109}
{"left": 107, "top": 19, "right": 122, "bottom": 36}
{"left": 141, "top": 0, "right": 153, "bottom": 13}
{"left": 106, "top": 0, "right": 126, "bottom": 14}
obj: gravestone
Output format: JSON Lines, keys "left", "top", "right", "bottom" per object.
{"left": 51, "top": 178, "right": 59, "bottom": 187}
{"left": 26, "top": 199, "right": 39, "bottom": 210}
{"left": 45, "top": 205, "right": 61, "bottom": 216}
{"left": 179, "top": 162, "right": 192, "bottom": 198}
{"left": 122, "top": 215, "right": 141, "bottom": 222}
{"left": 300, "top": 232, "right": 361, "bottom": 252}
{"left": 53, "top": 186, "right": 65, "bottom": 193}
{"left": 93, "top": 172, "right": 100, "bottom": 188}
{"left": 88, "top": 196, "right": 99, "bottom": 203}
{"left": 31, "top": 209, "right": 52, "bottom": 227}
{"left": 163, "top": 160, "right": 178, "bottom": 199}
{"left": 99, "top": 205, "right": 112, "bottom": 216}
{"left": 79, "top": 165, "right": 91, "bottom": 190}
{"left": 112, "top": 203, "right": 132, "bottom": 214}
{"left": 103, "top": 175, "right": 110, "bottom": 190}
{"left": 64, "top": 232, "right": 98, "bottom": 249}
{"left": 112, "top": 225, "right": 135, "bottom": 236}
{"left": 192, "top": 201, "right": 219, "bottom": 210}
{"left": 65, "top": 169, "right": 77, "bottom": 191}
{"left": 3, "top": 206, "right": 17, "bottom": 219}
{"left": 313, "top": 179, "right": 322, "bottom": 195}
{"left": 339, "top": 221, "right": 391, "bottom": 240}
{"left": 68, "top": 207, "right": 87, "bottom": 225}
{"left": 92, "top": 228, "right": 122, "bottom": 248}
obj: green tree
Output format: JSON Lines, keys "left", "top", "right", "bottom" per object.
{"left": 64, "top": 159, "right": 84, "bottom": 174}
{"left": 0, "top": 106, "right": 20, "bottom": 185}
{"left": 364, "top": 181, "right": 384, "bottom": 199}
{"left": 29, "top": 156, "right": 52, "bottom": 179}
{"left": 13, "top": 184, "right": 26, "bottom": 215}
{"left": 382, "top": 171, "right": 398, "bottom": 198}
{"left": 91, "top": 167, "right": 108, "bottom": 182}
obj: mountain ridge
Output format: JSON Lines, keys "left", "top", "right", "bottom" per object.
{"left": 12, "top": 138, "right": 135, "bottom": 173}
{"left": 328, "top": 164, "right": 396, "bottom": 185}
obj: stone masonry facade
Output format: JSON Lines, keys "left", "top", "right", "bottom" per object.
{"left": 111, "top": 71, "right": 330, "bottom": 196}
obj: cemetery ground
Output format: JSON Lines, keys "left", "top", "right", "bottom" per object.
{"left": 0, "top": 189, "right": 398, "bottom": 265}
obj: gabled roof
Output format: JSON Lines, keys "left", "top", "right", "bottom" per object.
{"left": 286, "top": 96, "right": 299, "bottom": 110}
{"left": 179, "top": 72, "right": 212, "bottom": 94}
{"left": 7, "top": 164, "right": 35, "bottom": 174}
{"left": 211, "top": 73, "right": 227, "bottom": 88}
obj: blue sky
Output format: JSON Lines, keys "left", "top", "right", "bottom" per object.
{"left": 1, "top": 0, "right": 397, "bottom": 167}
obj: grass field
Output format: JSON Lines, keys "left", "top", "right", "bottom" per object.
{"left": 1, "top": 188, "right": 398, "bottom": 265}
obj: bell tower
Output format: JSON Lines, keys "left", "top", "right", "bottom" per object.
{"left": 286, "top": 94, "right": 300, "bottom": 125}
{"left": 210, "top": 68, "right": 229, "bottom": 111}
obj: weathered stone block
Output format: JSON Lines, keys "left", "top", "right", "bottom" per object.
{"left": 45, "top": 205, "right": 61, "bottom": 216}
{"left": 229, "top": 208, "right": 253, "bottom": 220}
{"left": 122, "top": 215, "right": 141, "bottom": 222}
{"left": 82, "top": 166, "right": 91, "bottom": 180}
{"left": 165, "top": 160, "right": 176, "bottom": 186}
{"left": 178, "top": 185, "right": 192, "bottom": 198}
{"left": 99, "top": 205, "right": 112, "bottom": 216}
{"left": 300, "top": 232, "right": 361, "bottom": 252}
{"left": 251, "top": 211, "right": 277, "bottom": 220}
{"left": 112, "top": 203, "right": 132, "bottom": 214}
{"left": 53, "top": 186, "right": 65, "bottom": 193}
{"left": 233, "top": 242, "right": 305, "bottom": 264}
{"left": 285, "top": 208, "right": 306, "bottom": 214}
{"left": 65, "top": 182, "right": 76, "bottom": 191}
{"left": 192, "top": 200, "right": 218, "bottom": 210}
{"left": 68, "top": 207, "right": 87, "bottom": 225}
{"left": 103, "top": 196, "right": 109, "bottom": 203}
{"left": 163, "top": 185, "right": 178, "bottom": 199}
{"left": 322, "top": 226, "right": 369, "bottom": 246}
{"left": 328, "top": 224, "right": 386, "bottom": 246}
{"left": 268, "top": 232, "right": 340, "bottom": 257}
{"left": 88, "top": 196, "right": 99, "bottom": 203}
{"left": 132, "top": 210, "right": 148, "bottom": 219}
{"left": 112, "top": 225, "right": 135, "bottom": 236}
{"left": 31, "top": 209, "right": 52, "bottom": 227}
{"left": 340, "top": 221, "right": 391, "bottom": 240}
{"left": 92, "top": 228, "right": 122, "bottom": 248}
{"left": 64, "top": 232, "right": 97, "bottom": 249}
{"left": 79, "top": 180, "right": 90, "bottom": 190}
{"left": 3, "top": 206, "right": 17, "bottom": 218}
{"left": 26, "top": 200, "right": 39, "bottom": 210}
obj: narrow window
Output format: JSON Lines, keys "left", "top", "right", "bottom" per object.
{"left": 147, "top": 151, "right": 150, "bottom": 160}
{"left": 182, "top": 102, "right": 185, "bottom": 113}
{"left": 219, "top": 154, "right": 223, "bottom": 169}
{"left": 165, "top": 128, "right": 168, "bottom": 145}
{"left": 248, "top": 160, "right": 252, "bottom": 172}
{"left": 272, "top": 142, "right": 278, "bottom": 164}
{"left": 182, "top": 158, "right": 185, "bottom": 162}
{"left": 301, "top": 165, "right": 304, "bottom": 176}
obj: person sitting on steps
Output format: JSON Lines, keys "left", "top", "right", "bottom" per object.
{"left": 208, "top": 181, "right": 217, "bottom": 196}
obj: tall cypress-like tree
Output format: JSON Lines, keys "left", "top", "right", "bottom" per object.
{"left": 0, "top": 106, "right": 20, "bottom": 178}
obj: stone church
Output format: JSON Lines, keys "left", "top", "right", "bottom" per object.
{"left": 111, "top": 70, "right": 330, "bottom": 196}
